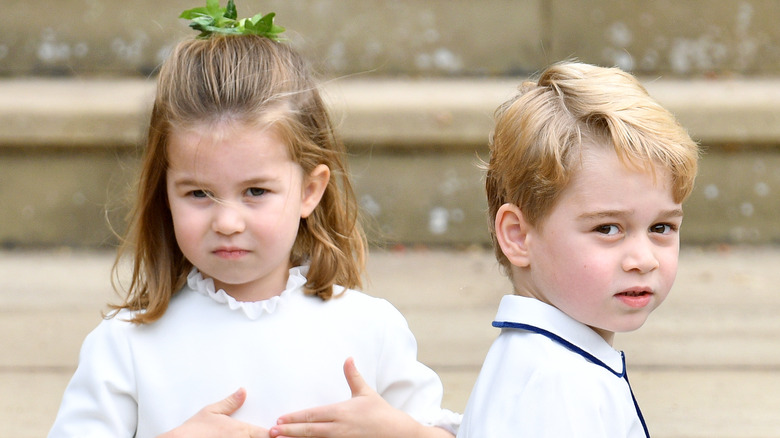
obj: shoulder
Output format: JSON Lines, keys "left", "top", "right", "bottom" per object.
{"left": 66, "top": 311, "right": 145, "bottom": 388}
{"left": 474, "top": 330, "right": 623, "bottom": 408}
{"left": 80, "top": 310, "right": 143, "bottom": 353}
{"left": 315, "top": 287, "right": 416, "bottom": 345}
{"left": 90, "top": 309, "right": 140, "bottom": 336}
{"left": 463, "top": 341, "right": 626, "bottom": 437}
{"left": 324, "top": 287, "right": 405, "bottom": 320}
{"left": 84, "top": 304, "right": 177, "bottom": 351}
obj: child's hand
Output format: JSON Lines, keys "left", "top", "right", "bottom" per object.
{"left": 158, "top": 388, "right": 270, "bottom": 438}
{"left": 269, "top": 358, "right": 453, "bottom": 438}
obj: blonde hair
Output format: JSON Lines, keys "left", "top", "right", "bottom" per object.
{"left": 111, "top": 35, "right": 366, "bottom": 324}
{"left": 486, "top": 61, "right": 699, "bottom": 271}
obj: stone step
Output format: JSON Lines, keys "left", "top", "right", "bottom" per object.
{"left": 7, "top": 1, "right": 780, "bottom": 78}
{"left": 5, "top": 77, "right": 780, "bottom": 147}
{"left": 2, "top": 246, "right": 779, "bottom": 437}
{"left": 1, "top": 78, "right": 779, "bottom": 247}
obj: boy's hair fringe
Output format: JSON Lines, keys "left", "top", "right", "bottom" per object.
{"left": 485, "top": 61, "right": 699, "bottom": 272}
{"left": 110, "top": 35, "right": 365, "bottom": 324}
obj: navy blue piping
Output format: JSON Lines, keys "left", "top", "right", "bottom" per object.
{"left": 493, "top": 321, "right": 650, "bottom": 437}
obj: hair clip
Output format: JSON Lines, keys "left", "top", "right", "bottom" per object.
{"left": 179, "top": 0, "right": 286, "bottom": 40}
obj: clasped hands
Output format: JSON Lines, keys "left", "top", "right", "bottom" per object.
{"left": 158, "top": 357, "right": 438, "bottom": 438}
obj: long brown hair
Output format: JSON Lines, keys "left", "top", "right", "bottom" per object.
{"left": 111, "top": 35, "right": 366, "bottom": 324}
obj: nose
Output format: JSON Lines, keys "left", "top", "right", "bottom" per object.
{"left": 211, "top": 201, "right": 246, "bottom": 235}
{"left": 621, "top": 235, "right": 660, "bottom": 273}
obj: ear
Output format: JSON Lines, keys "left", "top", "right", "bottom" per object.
{"left": 300, "top": 164, "right": 330, "bottom": 218}
{"left": 495, "top": 203, "right": 532, "bottom": 268}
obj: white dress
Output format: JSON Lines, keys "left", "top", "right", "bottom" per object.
{"left": 49, "top": 266, "right": 460, "bottom": 437}
{"left": 458, "top": 295, "right": 649, "bottom": 438}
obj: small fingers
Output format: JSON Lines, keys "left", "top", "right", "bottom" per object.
{"left": 342, "top": 357, "right": 370, "bottom": 397}
{"left": 207, "top": 388, "right": 247, "bottom": 416}
{"left": 277, "top": 403, "right": 340, "bottom": 425}
{"left": 250, "top": 424, "right": 272, "bottom": 438}
{"left": 270, "top": 422, "right": 334, "bottom": 438}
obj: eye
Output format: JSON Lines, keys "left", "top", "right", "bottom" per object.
{"left": 189, "top": 189, "right": 210, "bottom": 199}
{"left": 650, "top": 223, "right": 676, "bottom": 234}
{"left": 594, "top": 224, "right": 620, "bottom": 235}
{"left": 246, "top": 187, "right": 266, "bottom": 197}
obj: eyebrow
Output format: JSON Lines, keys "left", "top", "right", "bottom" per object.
{"left": 170, "top": 176, "right": 277, "bottom": 188}
{"left": 578, "top": 208, "right": 684, "bottom": 221}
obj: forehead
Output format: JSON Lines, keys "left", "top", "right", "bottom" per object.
{"left": 555, "top": 145, "right": 677, "bottom": 212}
{"left": 168, "top": 121, "right": 290, "bottom": 162}
{"left": 165, "top": 121, "right": 302, "bottom": 184}
{"left": 569, "top": 134, "right": 670, "bottom": 179}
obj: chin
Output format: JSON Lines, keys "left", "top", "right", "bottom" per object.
{"left": 615, "top": 318, "right": 651, "bottom": 334}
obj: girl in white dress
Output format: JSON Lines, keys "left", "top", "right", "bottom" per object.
{"left": 48, "top": 3, "right": 458, "bottom": 437}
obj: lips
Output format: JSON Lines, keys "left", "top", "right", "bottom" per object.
{"left": 615, "top": 288, "right": 653, "bottom": 308}
{"left": 213, "top": 248, "right": 249, "bottom": 259}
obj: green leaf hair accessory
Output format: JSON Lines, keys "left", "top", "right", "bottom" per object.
{"left": 179, "top": 0, "right": 285, "bottom": 41}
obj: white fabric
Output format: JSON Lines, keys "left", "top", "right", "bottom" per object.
{"left": 458, "top": 295, "right": 648, "bottom": 438}
{"left": 49, "top": 266, "right": 460, "bottom": 437}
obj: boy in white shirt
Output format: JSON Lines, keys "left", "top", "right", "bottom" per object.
{"left": 458, "top": 61, "right": 699, "bottom": 437}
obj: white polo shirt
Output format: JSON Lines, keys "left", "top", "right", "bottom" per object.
{"left": 458, "top": 295, "right": 649, "bottom": 437}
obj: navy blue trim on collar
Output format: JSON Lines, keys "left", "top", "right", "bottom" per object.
{"left": 493, "top": 321, "right": 623, "bottom": 376}
{"left": 493, "top": 320, "right": 650, "bottom": 437}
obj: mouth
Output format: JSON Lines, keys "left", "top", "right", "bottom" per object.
{"left": 614, "top": 288, "right": 653, "bottom": 308}
{"left": 213, "top": 248, "right": 249, "bottom": 259}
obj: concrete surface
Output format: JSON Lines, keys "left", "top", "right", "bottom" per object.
{"left": 6, "top": 1, "right": 780, "bottom": 77}
{"left": 1, "top": 244, "right": 779, "bottom": 437}
{"left": 2, "top": 77, "right": 780, "bottom": 248}
{"left": 6, "top": 76, "right": 780, "bottom": 148}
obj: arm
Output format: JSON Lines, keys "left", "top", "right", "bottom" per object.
{"left": 48, "top": 320, "right": 138, "bottom": 437}
{"left": 269, "top": 358, "right": 453, "bottom": 438}
{"left": 158, "top": 388, "right": 269, "bottom": 438}
{"left": 48, "top": 319, "right": 269, "bottom": 438}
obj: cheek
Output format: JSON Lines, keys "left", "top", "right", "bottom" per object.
{"left": 168, "top": 204, "right": 204, "bottom": 242}
{"left": 539, "top": 233, "right": 594, "bottom": 273}
{"left": 560, "top": 257, "right": 602, "bottom": 289}
{"left": 534, "top": 249, "right": 583, "bottom": 291}
{"left": 168, "top": 203, "right": 189, "bottom": 230}
{"left": 552, "top": 248, "right": 614, "bottom": 295}
{"left": 660, "top": 251, "right": 679, "bottom": 285}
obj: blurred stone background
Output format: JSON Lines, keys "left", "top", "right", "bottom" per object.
{"left": 3, "top": 3, "right": 780, "bottom": 438}
{"left": 1, "top": 0, "right": 779, "bottom": 247}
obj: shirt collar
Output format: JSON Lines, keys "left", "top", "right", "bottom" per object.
{"left": 493, "top": 295, "right": 625, "bottom": 375}
{"left": 186, "top": 265, "right": 310, "bottom": 320}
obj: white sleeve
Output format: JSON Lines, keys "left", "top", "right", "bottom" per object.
{"left": 48, "top": 317, "right": 138, "bottom": 438}
{"left": 373, "top": 301, "right": 461, "bottom": 435}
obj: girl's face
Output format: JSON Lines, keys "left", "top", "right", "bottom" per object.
{"left": 504, "top": 145, "right": 682, "bottom": 344}
{"left": 166, "top": 121, "right": 328, "bottom": 301}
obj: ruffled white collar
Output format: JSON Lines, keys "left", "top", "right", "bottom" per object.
{"left": 186, "top": 266, "right": 309, "bottom": 320}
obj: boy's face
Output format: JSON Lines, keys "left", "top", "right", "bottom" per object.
{"left": 520, "top": 146, "right": 682, "bottom": 343}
